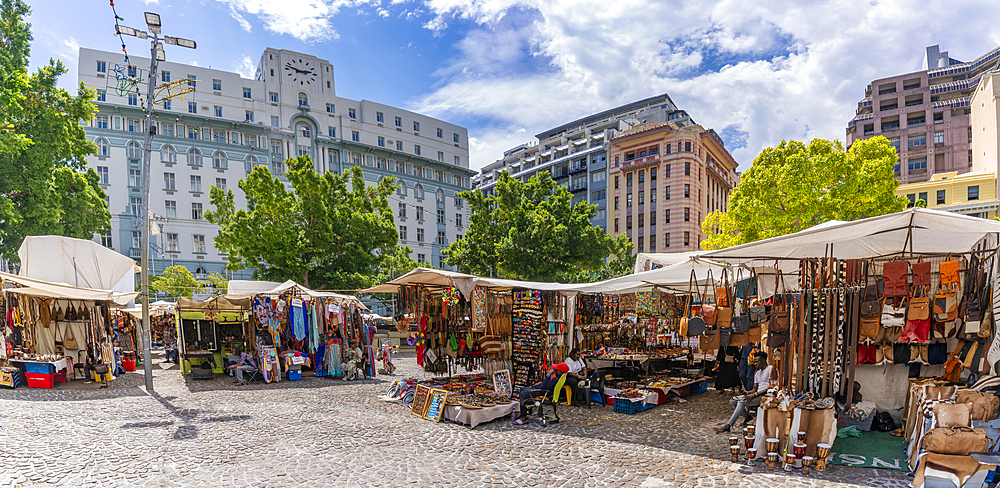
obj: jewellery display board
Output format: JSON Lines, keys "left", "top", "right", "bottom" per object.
{"left": 424, "top": 388, "right": 449, "bottom": 422}
{"left": 512, "top": 290, "right": 545, "bottom": 391}
{"left": 411, "top": 384, "right": 431, "bottom": 416}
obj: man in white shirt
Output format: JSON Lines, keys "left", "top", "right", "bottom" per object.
{"left": 563, "top": 348, "right": 588, "bottom": 404}
{"left": 714, "top": 351, "right": 776, "bottom": 433}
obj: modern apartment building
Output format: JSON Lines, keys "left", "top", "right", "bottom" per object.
{"left": 846, "top": 44, "right": 1000, "bottom": 184}
{"left": 79, "top": 47, "right": 474, "bottom": 282}
{"left": 607, "top": 122, "right": 739, "bottom": 252}
{"left": 472, "top": 94, "right": 695, "bottom": 231}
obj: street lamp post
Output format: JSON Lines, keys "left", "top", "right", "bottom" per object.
{"left": 116, "top": 13, "right": 196, "bottom": 392}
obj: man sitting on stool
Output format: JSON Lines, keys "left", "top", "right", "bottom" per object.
{"left": 714, "top": 351, "right": 776, "bottom": 433}
{"left": 226, "top": 346, "right": 257, "bottom": 386}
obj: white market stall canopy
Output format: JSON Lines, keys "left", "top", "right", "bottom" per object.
{"left": 0, "top": 270, "right": 138, "bottom": 305}
{"left": 362, "top": 268, "right": 587, "bottom": 298}
{"left": 633, "top": 251, "right": 703, "bottom": 273}
{"left": 703, "top": 208, "right": 1000, "bottom": 263}
{"left": 17, "top": 235, "right": 136, "bottom": 291}
{"left": 577, "top": 257, "right": 728, "bottom": 295}
{"left": 228, "top": 279, "right": 368, "bottom": 310}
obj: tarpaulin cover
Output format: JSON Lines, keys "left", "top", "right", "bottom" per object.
{"left": 0, "top": 270, "right": 138, "bottom": 305}
{"left": 17, "top": 235, "right": 135, "bottom": 291}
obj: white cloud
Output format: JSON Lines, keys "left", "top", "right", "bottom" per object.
{"left": 235, "top": 55, "right": 256, "bottom": 79}
{"left": 216, "top": 0, "right": 382, "bottom": 41}
{"left": 411, "top": 0, "right": 1000, "bottom": 170}
{"left": 377, "top": 7, "right": 390, "bottom": 17}
{"left": 230, "top": 6, "right": 253, "bottom": 32}
{"left": 57, "top": 37, "right": 80, "bottom": 63}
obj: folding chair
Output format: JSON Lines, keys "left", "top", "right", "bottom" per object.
{"left": 581, "top": 368, "right": 610, "bottom": 409}
{"left": 524, "top": 374, "right": 568, "bottom": 426}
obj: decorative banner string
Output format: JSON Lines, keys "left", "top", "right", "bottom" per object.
{"left": 109, "top": 1, "right": 145, "bottom": 110}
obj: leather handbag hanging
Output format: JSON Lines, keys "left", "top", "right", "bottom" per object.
{"left": 686, "top": 270, "right": 706, "bottom": 337}
{"left": 909, "top": 296, "right": 931, "bottom": 321}
{"left": 883, "top": 259, "right": 909, "bottom": 299}
{"left": 732, "top": 269, "right": 751, "bottom": 334}
{"left": 922, "top": 426, "right": 990, "bottom": 455}
{"left": 730, "top": 331, "right": 749, "bottom": 347}
{"left": 716, "top": 268, "right": 731, "bottom": 308}
{"left": 719, "top": 328, "right": 732, "bottom": 349}
{"left": 940, "top": 256, "right": 962, "bottom": 289}
{"left": 62, "top": 323, "right": 78, "bottom": 350}
{"left": 934, "top": 286, "right": 959, "bottom": 322}
{"left": 748, "top": 325, "right": 762, "bottom": 343}
{"left": 912, "top": 258, "right": 932, "bottom": 289}
{"left": 716, "top": 269, "right": 733, "bottom": 329}
{"left": 701, "top": 270, "right": 718, "bottom": 327}
{"left": 768, "top": 271, "right": 790, "bottom": 333}
{"left": 700, "top": 327, "right": 720, "bottom": 350}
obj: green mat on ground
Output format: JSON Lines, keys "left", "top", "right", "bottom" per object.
{"left": 830, "top": 430, "right": 908, "bottom": 471}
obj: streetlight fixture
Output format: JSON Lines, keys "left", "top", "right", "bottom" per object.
{"left": 116, "top": 12, "right": 196, "bottom": 392}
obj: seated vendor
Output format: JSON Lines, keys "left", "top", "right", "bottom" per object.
{"left": 226, "top": 346, "right": 257, "bottom": 386}
{"left": 515, "top": 362, "right": 569, "bottom": 425}
{"left": 341, "top": 341, "right": 364, "bottom": 381}
{"left": 563, "top": 348, "right": 588, "bottom": 403}
{"left": 713, "top": 351, "right": 776, "bottom": 433}
{"left": 163, "top": 329, "right": 178, "bottom": 364}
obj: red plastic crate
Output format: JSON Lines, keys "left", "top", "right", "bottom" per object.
{"left": 25, "top": 372, "right": 54, "bottom": 389}
{"left": 122, "top": 359, "right": 136, "bottom": 372}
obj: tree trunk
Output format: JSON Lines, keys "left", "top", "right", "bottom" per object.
{"left": 302, "top": 270, "right": 309, "bottom": 288}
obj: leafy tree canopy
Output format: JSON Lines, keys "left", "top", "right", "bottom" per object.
{"left": 150, "top": 265, "right": 202, "bottom": 300}
{"left": 207, "top": 156, "right": 399, "bottom": 290}
{"left": 0, "top": 0, "right": 109, "bottom": 260}
{"left": 701, "top": 137, "right": 906, "bottom": 250}
{"left": 205, "top": 273, "right": 228, "bottom": 296}
{"left": 444, "top": 171, "right": 619, "bottom": 282}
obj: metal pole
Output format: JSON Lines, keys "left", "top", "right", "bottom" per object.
{"left": 139, "top": 39, "right": 159, "bottom": 392}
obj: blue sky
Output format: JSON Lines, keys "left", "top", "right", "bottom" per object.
{"left": 27, "top": 0, "right": 1000, "bottom": 171}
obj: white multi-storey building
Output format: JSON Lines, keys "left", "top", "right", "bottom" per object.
{"left": 79, "top": 47, "right": 474, "bottom": 283}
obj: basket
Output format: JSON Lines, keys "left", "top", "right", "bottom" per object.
{"left": 613, "top": 397, "right": 644, "bottom": 415}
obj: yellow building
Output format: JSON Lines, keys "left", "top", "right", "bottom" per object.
{"left": 895, "top": 171, "right": 997, "bottom": 218}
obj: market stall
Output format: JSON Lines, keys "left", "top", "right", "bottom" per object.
{"left": 0, "top": 271, "right": 138, "bottom": 389}
{"left": 697, "top": 208, "right": 1000, "bottom": 478}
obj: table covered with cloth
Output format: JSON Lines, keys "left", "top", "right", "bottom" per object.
{"left": 444, "top": 401, "right": 518, "bottom": 428}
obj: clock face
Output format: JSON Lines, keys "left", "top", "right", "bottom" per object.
{"left": 284, "top": 58, "right": 316, "bottom": 85}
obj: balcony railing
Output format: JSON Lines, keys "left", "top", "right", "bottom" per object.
{"left": 879, "top": 87, "right": 897, "bottom": 95}
{"left": 881, "top": 123, "right": 900, "bottom": 131}
{"left": 568, "top": 164, "right": 587, "bottom": 175}
{"left": 568, "top": 183, "right": 587, "bottom": 193}
{"left": 880, "top": 104, "right": 898, "bottom": 111}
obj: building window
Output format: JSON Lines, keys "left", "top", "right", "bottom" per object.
{"left": 394, "top": 116, "right": 402, "bottom": 127}
{"left": 245, "top": 110, "right": 254, "bottom": 122}
{"left": 907, "top": 134, "right": 926, "bottom": 147}
{"left": 164, "top": 201, "right": 177, "bottom": 219}
{"left": 100, "top": 231, "right": 113, "bottom": 249}
{"left": 456, "top": 213, "right": 463, "bottom": 227}
{"left": 193, "top": 235, "right": 206, "bottom": 254}
{"left": 192, "top": 203, "right": 203, "bottom": 220}
{"left": 684, "top": 184, "right": 690, "bottom": 198}
{"left": 215, "top": 178, "right": 226, "bottom": 191}
{"left": 349, "top": 108, "right": 356, "bottom": 119}
{"left": 918, "top": 192, "right": 927, "bottom": 205}
{"left": 454, "top": 156, "right": 461, "bottom": 166}
{"left": 626, "top": 194, "right": 632, "bottom": 208}
{"left": 614, "top": 175, "right": 619, "bottom": 189}
{"left": 127, "top": 93, "right": 137, "bottom": 106}
{"left": 94, "top": 115, "right": 108, "bottom": 129}
{"left": 398, "top": 203, "right": 407, "bottom": 218}
{"left": 351, "top": 130, "right": 359, "bottom": 142}
{"left": 187, "top": 126, "right": 202, "bottom": 140}
{"left": 126, "top": 168, "right": 140, "bottom": 187}
{"left": 417, "top": 254, "right": 426, "bottom": 264}
{"left": 665, "top": 186, "right": 670, "bottom": 199}
{"left": 130, "top": 197, "right": 142, "bottom": 216}
{"left": 186, "top": 75, "right": 196, "bottom": 89}
{"left": 907, "top": 157, "right": 927, "bottom": 171}
{"left": 96, "top": 60, "right": 106, "bottom": 73}
{"left": 685, "top": 162, "right": 690, "bottom": 176}
{"left": 187, "top": 101, "right": 197, "bottom": 114}
{"left": 378, "top": 136, "right": 385, "bottom": 148}
{"left": 166, "top": 233, "right": 179, "bottom": 252}
{"left": 271, "top": 116, "right": 280, "bottom": 128}
{"left": 455, "top": 196, "right": 463, "bottom": 208}
{"left": 684, "top": 231, "right": 690, "bottom": 246}
{"left": 454, "top": 133, "right": 460, "bottom": 144}
{"left": 97, "top": 166, "right": 109, "bottom": 185}
{"left": 414, "top": 145, "right": 421, "bottom": 156}
{"left": 298, "top": 92, "right": 308, "bottom": 106}
{"left": 638, "top": 236, "right": 644, "bottom": 253}
{"left": 684, "top": 207, "right": 690, "bottom": 222}
{"left": 685, "top": 141, "right": 691, "bottom": 152}
{"left": 437, "top": 151, "right": 444, "bottom": 162}
{"left": 413, "top": 121, "right": 420, "bottom": 132}
{"left": 95, "top": 89, "right": 107, "bottom": 102}
{"left": 132, "top": 231, "right": 141, "bottom": 250}
{"left": 96, "top": 138, "right": 110, "bottom": 157}
{"left": 934, "top": 132, "right": 944, "bottom": 144}
{"left": 614, "top": 196, "right": 619, "bottom": 210}
{"left": 414, "top": 184, "right": 424, "bottom": 199}
{"left": 417, "top": 228, "right": 425, "bottom": 242}
{"left": 614, "top": 218, "right": 619, "bottom": 232}
{"left": 665, "top": 209, "right": 670, "bottom": 223}
{"left": 126, "top": 141, "right": 142, "bottom": 159}
{"left": 269, "top": 92, "right": 279, "bottom": 103}
{"left": 398, "top": 226, "right": 407, "bottom": 240}
{"left": 665, "top": 233, "right": 670, "bottom": 248}
{"left": 376, "top": 111, "right": 383, "bottom": 122}
{"left": 187, "top": 147, "right": 202, "bottom": 166}
{"left": 396, "top": 140, "right": 403, "bottom": 151}
{"left": 242, "top": 87, "right": 251, "bottom": 99}
{"left": 592, "top": 189, "right": 606, "bottom": 201}
{"left": 437, "top": 231, "right": 447, "bottom": 245}
{"left": 937, "top": 189, "right": 946, "bottom": 205}
{"left": 190, "top": 175, "right": 202, "bottom": 192}
{"left": 325, "top": 127, "right": 334, "bottom": 138}
{"left": 272, "top": 160, "right": 284, "bottom": 176}
{"left": 969, "top": 186, "right": 980, "bottom": 201}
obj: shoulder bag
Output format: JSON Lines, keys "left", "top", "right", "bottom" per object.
{"left": 940, "top": 256, "right": 962, "bottom": 289}
{"left": 716, "top": 269, "right": 733, "bottom": 329}
{"left": 883, "top": 259, "right": 909, "bottom": 299}
{"left": 956, "top": 390, "right": 1000, "bottom": 421}
{"left": 768, "top": 271, "right": 790, "bottom": 333}
{"left": 922, "top": 426, "right": 990, "bottom": 455}
{"left": 732, "top": 269, "right": 751, "bottom": 334}
{"left": 701, "top": 269, "right": 718, "bottom": 327}
{"left": 716, "top": 268, "right": 731, "bottom": 308}
{"left": 685, "top": 270, "right": 706, "bottom": 337}
{"left": 63, "top": 323, "right": 78, "bottom": 350}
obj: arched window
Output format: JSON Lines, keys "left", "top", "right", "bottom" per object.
{"left": 245, "top": 154, "right": 258, "bottom": 174}
{"left": 213, "top": 151, "right": 227, "bottom": 169}
{"left": 414, "top": 184, "right": 425, "bottom": 199}
{"left": 187, "top": 147, "right": 202, "bottom": 166}
{"left": 161, "top": 144, "right": 176, "bottom": 163}
{"left": 298, "top": 92, "right": 308, "bottom": 106}
{"left": 126, "top": 141, "right": 142, "bottom": 160}
{"left": 195, "top": 266, "right": 207, "bottom": 279}
{"left": 95, "top": 138, "right": 110, "bottom": 157}
{"left": 297, "top": 122, "right": 312, "bottom": 139}
{"left": 397, "top": 179, "right": 407, "bottom": 196}
{"left": 436, "top": 189, "right": 444, "bottom": 203}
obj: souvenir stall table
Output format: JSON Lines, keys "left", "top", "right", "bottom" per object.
{"left": 0, "top": 270, "right": 138, "bottom": 389}
{"left": 701, "top": 208, "right": 1000, "bottom": 480}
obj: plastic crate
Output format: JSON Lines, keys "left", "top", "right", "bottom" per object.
{"left": 24, "top": 362, "right": 54, "bottom": 374}
{"left": 690, "top": 380, "right": 709, "bottom": 394}
{"left": 641, "top": 403, "right": 656, "bottom": 412}
{"left": 288, "top": 370, "right": 302, "bottom": 380}
{"left": 675, "top": 385, "right": 692, "bottom": 397}
{"left": 614, "top": 397, "right": 644, "bottom": 415}
{"left": 54, "top": 369, "right": 67, "bottom": 384}
{"left": 122, "top": 359, "right": 136, "bottom": 372}
{"left": 25, "top": 372, "right": 54, "bottom": 389}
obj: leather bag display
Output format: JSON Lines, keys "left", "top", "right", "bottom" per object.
{"left": 933, "top": 402, "right": 972, "bottom": 428}
{"left": 934, "top": 292, "right": 959, "bottom": 322}
{"left": 909, "top": 297, "right": 931, "bottom": 321}
{"left": 685, "top": 270, "right": 706, "bottom": 337}
{"left": 956, "top": 390, "right": 1000, "bottom": 421}
{"left": 701, "top": 270, "right": 718, "bottom": 327}
{"left": 700, "top": 327, "right": 720, "bottom": 350}
{"left": 922, "top": 426, "right": 989, "bottom": 455}
{"left": 912, "top": 259, "right": 932, "bottom": 289}
{"left": 716, "top": 268, "right": 731, "bottom": 308}
{"left": 883, "top": 260, "right": 909, "bottom": 298}
{"left": 940, "top": 258, "right": 961, "bottom": 289}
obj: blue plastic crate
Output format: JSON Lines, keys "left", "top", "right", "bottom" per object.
{"left": 613, "top": 398, "right": 643, "bottom": 415}
{"left": 641, "top": 402, "right": 656, "bottom": 412}
{"left": 24, "top": 362, "right": 54, "bottom": 374}
{"left": 690, "top": 380, "right": 709, "bottom": 395}
{"left": 288, "top": 370, "right": 302, "bottom": 380}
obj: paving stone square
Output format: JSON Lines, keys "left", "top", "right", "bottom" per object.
{"left": 0, "top": 353, "right": 911, "bottom": 487}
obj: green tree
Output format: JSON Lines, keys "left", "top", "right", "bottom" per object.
{"left": 205, "top": 273, "right": 228, "bottom": 296}
{"left": 206, "top": 156, "right": 399, "bottom": 290}
{"left": 0, "top": 0, "right": 109, "bottom": 260}
{"left": 444, "top": 171, "right": 618, "bottom": 281}
{"left": 702, "top": 137, "right": 906, "bottom": 250}
{"left": 559, "top": 233, "right": 635, "bottom": 283}
{"left": 150, "top": 265, "right": 202, "bottom": 300}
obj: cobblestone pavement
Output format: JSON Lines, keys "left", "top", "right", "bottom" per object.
{"left": 0, "top": 353, "right": 912, "bottom": 487}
